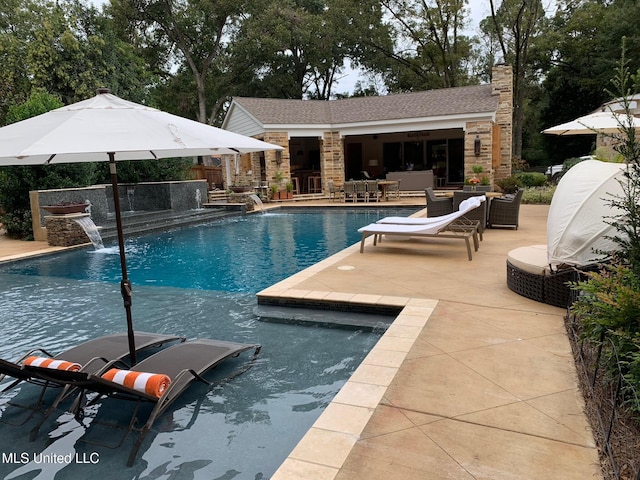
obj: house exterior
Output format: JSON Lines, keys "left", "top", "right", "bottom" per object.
{"left": 221, "top": 64, "right": 513, "bottom": 194}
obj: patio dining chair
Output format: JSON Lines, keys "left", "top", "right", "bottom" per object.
{"left": 365, "top": 180, "right": 380, "bottom": 202}
{"left": 343, "top": 181, "right": 357, "bottom": 202}
{"left": 354, "top": 181, "right": 368, "bottom": 202}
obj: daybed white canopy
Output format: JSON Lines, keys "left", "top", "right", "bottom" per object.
{"left": 547, "top": 160, "right": 628, "bottom": 267}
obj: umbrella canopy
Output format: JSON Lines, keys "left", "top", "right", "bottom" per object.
{"left": 542, "top": 110, "right": 638, "bottom": 136}
{"left": 0, "top": 89, "right": 283, "bottom": 364}
{"left": 0, "top": 89, "right": 280, "bottom": 163}
{"left": 547, "top": 160, "right": 627, "bottom": 267}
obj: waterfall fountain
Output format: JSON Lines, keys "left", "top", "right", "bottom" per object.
{"left": 74, "top": 216, "right": 105, "bottom": 250}
{"left": 195, "top": 189, "right": 202, "bottom": 209}
{"left": 248, "top": 194, "right": 265, "bottom": 213}
{"left": 126, "top": 186, "right": 135, "bottom": 211}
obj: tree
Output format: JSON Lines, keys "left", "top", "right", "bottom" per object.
{"left": 376, "top": 0, "right": 474, "bottom": 91}
{"left": 111, "top": 0, "right": 244, "bottom": 124}
{"left": 481, "top": 0, "right": 547, "bottom": 160}
{"left": 24, "top": 0, "right": 152, "bottom": 105}
{"left": 538, "top": 0, "right": 640, "bottom": 163}
{"left": 229, "top": 0, "right": 390, "bottom": 100}
{"left": 0, "top": 90, "right": 101, "bottom": 239}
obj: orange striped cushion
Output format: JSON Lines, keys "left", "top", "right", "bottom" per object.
{"left": 101, "top": 369, "right": 171, "bottom": 398}
{"left": 24, "top": 356, "right": 82, "bottom": 372}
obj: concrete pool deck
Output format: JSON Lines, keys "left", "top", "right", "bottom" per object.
{"left": 0, "top": 200, "right": 603, "bottom": 479}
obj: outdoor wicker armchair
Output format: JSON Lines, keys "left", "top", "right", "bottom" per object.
{"left": 488, "top": 189, "right": 524, "bottom": 229}
{"left": 425, "top": 187, "right": 454, "bottom": 217}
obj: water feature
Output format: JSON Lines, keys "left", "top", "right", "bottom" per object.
{"left": 73, "top": 216, "right": 104, "bottom": 250}
{"left": 248, "top": 193, "right": 264, "bottom": 212}
{"left": 0, "top": 206, "right": 418, "bottom": 479}
{"left": 126, "top": 186, "right": 135, "bottom": 211}
{"left": 195, "top": 188, "right": 202, "bottom": 209}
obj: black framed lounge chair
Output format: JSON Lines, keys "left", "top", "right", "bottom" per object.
{"left": 36, "top": 338, "right": 261, "bottom": 466}
{"left": 0, "top": 332, "right": 185, "bottom": 423}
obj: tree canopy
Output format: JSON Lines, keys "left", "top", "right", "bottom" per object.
{"left": 1, "top": 0, "right": 639, "bottom": 181}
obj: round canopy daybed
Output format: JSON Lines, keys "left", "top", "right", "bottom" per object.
{"left": 507, "top": 160, "right": 628, "bottom": 307}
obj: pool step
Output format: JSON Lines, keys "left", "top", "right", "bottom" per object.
{"left": 254, "top": 304, "right": 394, "bottom": 331}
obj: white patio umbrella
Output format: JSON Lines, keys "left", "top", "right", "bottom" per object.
{"left": 542, "top": 110, "right": 638, "bottom": 136}
{"left": 0, "top": 88, "right": 283, "bottom": 364}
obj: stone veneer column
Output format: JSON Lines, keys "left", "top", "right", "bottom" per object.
{"left": 492, "top": 64, "right": 513, "bottom": 181}
{"left": 321, "top": 131, "right": 345, "bottom": 193}
{"left": 45, "top": 214, "right": 91, "bottom": 247}
{"left": 464, "top": 121, "right": 494, "bottom": 183}
{"left": 262, "top": 132, "right": 290, "bottom": 188}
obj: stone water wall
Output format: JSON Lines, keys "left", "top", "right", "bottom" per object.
{"left": 44, "top": 214, "right": 91, "bottom": 247}
{"left": 31, "top": 180, "right": 208, "bottom": 242}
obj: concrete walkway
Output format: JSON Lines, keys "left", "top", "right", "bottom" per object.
{"left": 0, "top": 201, "right": 603, "bottom": 479}
{"left": 259, "top": 203, "right": 602, "bottom": 480}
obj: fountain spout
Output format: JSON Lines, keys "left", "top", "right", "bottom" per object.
{"left": 248, "top": 194, "right": 264, "bottom": 213}
{"left": 74, "top": 216, "right": 105, "bottom": 250}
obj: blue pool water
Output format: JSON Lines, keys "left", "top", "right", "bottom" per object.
{"left": 0, "top": 206, "right": 417, "bottom": 480}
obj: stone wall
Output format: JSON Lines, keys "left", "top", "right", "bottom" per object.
{"left": 31, "top": 180, "right": 208, "bottom": 241}
{"left": 464, "top": 121, "right": 494, "bottom": 184}
{"left": 321, "top": 131, "right": 345, "bottom": 191}
{"left": 262, "top": 132, "right": 291, "bottom": 191}
{"left": 492, "top": 64, "right": 514, "bottom": 181}
{"left": 45, "top": 214, "right": 91, "bottom": 247}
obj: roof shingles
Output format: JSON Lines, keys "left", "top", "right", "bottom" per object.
{"left": 234, "top": 85, "right": 497, "bottom": 126}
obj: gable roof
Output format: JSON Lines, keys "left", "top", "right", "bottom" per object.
{"left": 229, "top": 84, "right": 498, "bottom": 127}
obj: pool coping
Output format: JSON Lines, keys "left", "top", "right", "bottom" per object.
{"left": 259, "top": 239, "right": 437, "bottom": 479}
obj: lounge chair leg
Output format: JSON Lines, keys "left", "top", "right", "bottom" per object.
{"left": 465, "top": 237, "right": 472, "bottom": 261}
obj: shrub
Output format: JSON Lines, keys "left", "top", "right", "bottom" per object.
{"left": 521, "top": 185, "right": 555, "bottom": 204}
{"left": 516, "top": 171, "right": 548, "bottom": 187}
{"left": 495, "top": 175, "right": 522, "bottom": 194}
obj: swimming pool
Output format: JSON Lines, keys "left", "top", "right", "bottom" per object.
{"left": 0, "top": 206, "right": 417, "bottom": 479}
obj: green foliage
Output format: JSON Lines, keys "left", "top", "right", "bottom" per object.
{"left": 495, "top": 175, "right": 523, "bottom": 194}
{"left": 95, "top": 158, "right": 194, "bottom": 184}
{"left": 569, "top": 50, "right": 640, "bottom": 411}
{"left": 515, "top": 171, "right": 547, "bottom": 187}
{"left": 521, "top": 185, "right": 555, "bottom": 204}
{"left": 570, "top": 265, "right": 640, "bottom": 405}
{"left": 0, "top": 89, "right": 101, "bottom": 238}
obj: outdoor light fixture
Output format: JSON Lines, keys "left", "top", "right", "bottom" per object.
{"left": 275, "top": 150, "right": 283, "bottom": 165}
{"left": 474, "top": 136, "right": 481, "bottom": 156}
{"left": 368, "top": 159, "right": 378, "bottom": 167}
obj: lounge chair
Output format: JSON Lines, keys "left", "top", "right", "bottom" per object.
{"left": 0, "top": 332, "right": 184, "bottom": 391}
{"left": 0, "top": 332, "right": 185, "bottom": 422}
{"left": 376, "top": 197, "right": 485, "bottom": 241}
{"left": 358, "top": 197, "right": 486, "bottom": 260}
{"left": 453, "top": 191, "right": 488, "bottom": 232}
{"left": 33, "top": 338, "right": 261, "bottom": 466}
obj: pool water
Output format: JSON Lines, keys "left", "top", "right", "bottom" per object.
{"left": 0, "top": 207, "right": 417, "bottom": 480}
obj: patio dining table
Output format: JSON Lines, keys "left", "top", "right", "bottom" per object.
{"left": 376, "top": 180, "right": 399, "bottom": 201}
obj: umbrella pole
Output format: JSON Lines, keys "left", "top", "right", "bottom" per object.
{"left": 109, "top": 153, "right": 137, "bottom": 365}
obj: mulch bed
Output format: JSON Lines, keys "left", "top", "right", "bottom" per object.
{"left": 564, "top": 312, "right": 640, "bottom": 480}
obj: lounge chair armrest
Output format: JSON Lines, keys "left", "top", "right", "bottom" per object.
{"left": 17, "top": 348, "right": 56, "bottom": 363}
